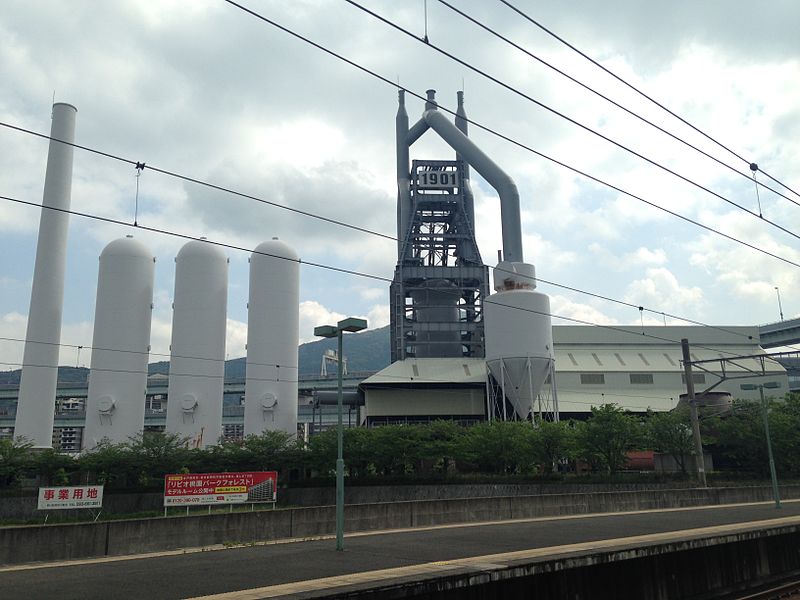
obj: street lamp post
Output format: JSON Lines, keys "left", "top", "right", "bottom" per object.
{"left": 740, "top": 382, "right": 782, "bottom": 509}
{"left": 314, "top": 317, "right": 367, "bottom": 551}
{"left": 774, "top": 287, "right": 784, "bottom": 321}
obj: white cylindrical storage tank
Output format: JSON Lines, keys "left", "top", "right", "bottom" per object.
{"left": 484, "top": 261, "right": 553, "bottom": 420}
{"left": 83, "top": 236, "right": 155, "bottom": 448}
{"left": 14, "top": 103, "right": 77, "bottom": 447}
{"left": 244, "top": 238, "right": 299, "bottom": 437}
{"left": 165, "top": 240, "right": 228, "bottom": 447}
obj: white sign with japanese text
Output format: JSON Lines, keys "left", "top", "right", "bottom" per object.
{"left": 37, "top": 485, "right": 104, "bottom": 510}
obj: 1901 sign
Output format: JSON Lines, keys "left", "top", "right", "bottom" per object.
{"left": 415, "top": 168, "right": 459, "bottom": 190}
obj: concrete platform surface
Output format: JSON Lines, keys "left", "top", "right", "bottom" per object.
{"left": 1, "top": 500, "right": 798, "bottom": 599}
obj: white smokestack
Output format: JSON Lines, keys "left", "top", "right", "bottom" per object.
{"left": 14, "top": 103, "right": 77, "bottom": 448}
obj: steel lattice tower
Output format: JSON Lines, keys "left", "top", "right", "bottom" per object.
{"left": 390, "top": 90, "right": 489, "bottom": 361}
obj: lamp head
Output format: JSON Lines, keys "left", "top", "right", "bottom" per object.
{"left": 337, "top": 317, "right": 367, "bottom": 333}
{"left": 314, "top": 325, "right": 338, "bottom": 338}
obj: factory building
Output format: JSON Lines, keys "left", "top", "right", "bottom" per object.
{"left": 4, "top": 96, "right": 789, "bottom": 451}
{"left": 361, "top": 325, "right": 787, "bottom": 426}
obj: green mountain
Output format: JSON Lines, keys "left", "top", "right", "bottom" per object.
{"left": 0, "top": 326, "right": 391, "bottom": 385}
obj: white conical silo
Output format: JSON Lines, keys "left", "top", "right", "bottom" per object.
{"left": 165, "top": 240, "right": 228, "bottom": 447}
{"left": 244, "top": 238, "right": 299, "bottom": 437}
{"left": 14, "top": 103, "right": 77, "bottom": 447}
{"left": 484, "top": 261, "right": 554, "bottom": 420}
{"left": 83, "top": 236, "right": 155, "bottom": 448}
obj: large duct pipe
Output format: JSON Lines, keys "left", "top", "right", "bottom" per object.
{"left": 396, "top": 90, "right": 411, "bottom": 257}
{"left": 14, "top": 103, "right": 77, "bottom": 447}
{"left": 423, "top": 98, "right": 524, "bottom": 263}
{"left": 454, "top": 91, "right": 476, "bottom": 231}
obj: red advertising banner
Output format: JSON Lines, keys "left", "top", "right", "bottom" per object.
{"left": 163, "top": 471, "right": 277, "bottom": 506}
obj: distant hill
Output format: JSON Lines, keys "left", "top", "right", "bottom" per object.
{"left": 0, "top": 326, "right": 391, "bottom": 385}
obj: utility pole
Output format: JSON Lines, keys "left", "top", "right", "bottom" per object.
{"left": 681, "top": 338, "right": 707, "bottom": 487}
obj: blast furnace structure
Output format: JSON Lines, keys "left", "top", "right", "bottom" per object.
{"left": 389, "top": 89, "right": 557, "bottom": 421}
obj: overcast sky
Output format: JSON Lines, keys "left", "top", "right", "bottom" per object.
{"left": 1, "top": 0, "right": 799, "bottom": 371}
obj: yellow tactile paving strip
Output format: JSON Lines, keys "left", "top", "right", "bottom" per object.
{"left": 184, "top": 514, "right": 800, "bottom": 600}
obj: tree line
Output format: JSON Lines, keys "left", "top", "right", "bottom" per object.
{"left": 2, "top": 396, "right": 799, "bottom": 491}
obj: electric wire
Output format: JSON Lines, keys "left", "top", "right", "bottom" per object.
{"left": 0, "top": 192, "right": 782, "bottom": 361}
{"left": 0, "top": 335, "right": 296, "bottom": 371}
{"left": 343, "top": 0, "right": 800, "bottom": 243}
{"left": 497, "top": 0, "right": 800, "bottom": 201}
{"left": 433, "top": 0, "right": 800, "bottom": 209}
{"left": 3, "top": 122, "right": 796, "bottom": 353}
{"left": 2, "top": 117, "right": 797, "bottom": 353}
{"left": 0, "top": 8, "right": 795, "bottom": 355}
{"left": 0, "top": 121, "right": 394, "bottom": 243}
{"left": 0, "top": 169, "right": 780, "bottom": 356}
{"left": 209, "top": 2, "right": 800, "bottom": 280}
{"left": 0, "top": 360, "right": 297, "bottom": 384}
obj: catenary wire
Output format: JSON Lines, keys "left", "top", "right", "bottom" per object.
{"left": 2, "top": 121, "right": 795, "bottom": 350}
{"left": 209, "top": 2, "right": 800, "bottom": 277}
{"left": 0, "top": 121, "right": 394, "bottom": 243}
{"left": 0, "top": 335, "right": 296, "bottom": 371}
{"left": 2, "top": 112, "right": 797, "bottom": 353}
{"left": 342, "top": 0, "right": 800, "bottom": 243}
{"left": 497, "top": 0, "right": 800, "bottom": 201}
{"left": 434, "top": 0, "right": 800, "bottom": 208}
{"left": 0, "top": 10, "right": 793, "bottom": 352}
{"left": 0, "top": 192, "right": 781, "bottom": 361}
{"left": 0, "top": 360, "right": 297, "bottom": 384}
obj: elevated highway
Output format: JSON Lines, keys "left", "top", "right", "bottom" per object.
{"left": 759, "top": 318, "right": 800, "bottom": 349}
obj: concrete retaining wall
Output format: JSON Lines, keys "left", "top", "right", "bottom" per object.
{"left": 1, "top": 484, "right": 798, "bottom": 565}
{"left": 0, "top": 481, "right": 785, "bottom": 521}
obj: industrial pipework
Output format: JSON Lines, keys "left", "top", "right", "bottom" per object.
{"left": 396, "top": 89, "right": 524, "bottom": 264}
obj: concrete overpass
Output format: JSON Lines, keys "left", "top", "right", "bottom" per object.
{"left": 759, "top": 318, "right": 800, "bottom": 348}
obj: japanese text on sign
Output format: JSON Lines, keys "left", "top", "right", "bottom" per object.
{"left": 163, "top": 472, "right": 277, "bottom": 506}
{"left": 38, "top": 486, "right": 104, "bottom": 510}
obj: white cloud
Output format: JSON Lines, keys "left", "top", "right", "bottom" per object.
{"left": 549, "top": 296, "right": 617, "bottom": 326}
{"left": 1, "top": 0, "right": 799, "bottom": 368}
{"left": 624, "top": 267, "right": 704, "bottom": 314}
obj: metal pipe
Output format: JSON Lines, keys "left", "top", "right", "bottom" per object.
{"left": 423, "top": 108, "right": 523, "bottom": 262}
{"left": 396, "top": 90, "right": 411, "bottom": 256}
{"left": 759, "top": 385, "right": 781, "bottom": 508}
{"left": 681, "top": 338, "right": 707, "bottom": 487}
{"left": 455, "top": 91, "right": 475, "bottom": 229}
{"left": 336, "top": 329, "right": 344, "bottom": 551}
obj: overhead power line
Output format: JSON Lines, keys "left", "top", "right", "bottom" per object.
{"left": 343, "top": 0, "right": 800, "bottom": 245}
{"left": 434, "top": 0, "right": 800, "bottom": 209}
{"left": 209, "top": 1, "right": 800, "bottom": 267}
{"left": 0, "top": 5, "right": 795, "bottom": 352}
{"left": 5, "top": 120, "right": 795, "bottom": 347}
{"left": 0, "top": 192, "right": 781, "bottom": 360}
{"left": 497, "top": 0, "right": 800, "bottom": 201}
{"left": 0, "top": 121, "right": 394, "bottom": 243}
